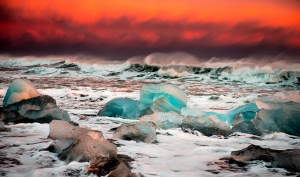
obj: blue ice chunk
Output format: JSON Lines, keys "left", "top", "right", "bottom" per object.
{"left": 181, "top": 107, "right": 227, "bottom": 122}
{"left": 97, "top": 98, "right": 141, "bottom": 119}
{"left": 205, "top": 112, "right": 228, "bottom": 122}
{"left": 226, "top": 102, "right": 259, "bottom": 124}
{"left": 139, "top": 84, "right": 187, "bottom": 113}
{"left": 3, "top": 78, "right": 41, "bottom": 106}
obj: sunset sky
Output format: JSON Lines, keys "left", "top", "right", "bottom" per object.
{"left": 0, "top": 0, "right": 299, "bottom": 61}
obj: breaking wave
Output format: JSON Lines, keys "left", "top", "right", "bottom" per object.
{"left": 0, "top": 55, "right": 299, "bottom": 86}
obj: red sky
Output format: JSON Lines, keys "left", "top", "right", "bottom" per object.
{"left": 0, "top": 0, "right": 300, "bottom": 60}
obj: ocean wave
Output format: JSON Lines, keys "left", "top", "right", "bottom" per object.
{"left": 0, "top": 55, "right": 299, "bottom": 85}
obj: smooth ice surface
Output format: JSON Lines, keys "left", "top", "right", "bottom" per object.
{"left": 48, "top": 120, "right": 117, "bottom": 163}
{"left": 3, "top": 78, "right": 41, "bottom": 106}
{"left": 182, "top": 115, "right": 232, "bottom": 136}
{"left": 139, "top": 84, "right": 187, "bottom": 113}
{"left": 98, "top": 97, "right": 141, "bottom": 119}
{"left": 252, "top": 101, "right": 300, "bottom": 136}
{"left": 59, "top": 131, "right": 117, "bottom": 163}
{"left": 139, "top": 111, "right": 184, "bottom": 129}
{"left": 48, "top": 120, "right": 90, "bottom": 140}
{"left": 182, "top": 107, "right": 228, "bottom": 123}
{"left": 226, "top": 102, "right": 259, "bottom": 124}
{"left": 4, "top": 95, "right": 71, "bottom": 122}
{"left": 113, "top": 121, "right": 157, "bottom": 143}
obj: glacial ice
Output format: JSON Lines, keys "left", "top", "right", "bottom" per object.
{"left": 139, "top": 84, "right": 187, "bottom": 113}
{"left": 48, "top": 120, "right": 90, "bottom": 140}
{"left": 181, "top": 107, "right": 228, "bottom": 122}
{"left": 182, "top": 115, "right": 232, "bottom": 136}
{"left": 97, "top": 98, "right": 141, "bottom": 119}
{"left": 232, "top": 113, "right": 262, "bottom": 136}
{"left": 139, "top": 111, "right": 184, "bottom": 129}
{"left": 3, "top": 95, "right": 71, "bottom": 122}
{"left": 3, "top": 78, "right": 41, "bottom": 106}
{"left": 113, "top": 121, "right": 157, "bottom": 143}
{"left": 59, "top": 131, "right": 117, "bottom": 163}
{"left": 48, "top": 120, "right": 117, "bottom": 163}
{"left": 252, "top": 101, "right": 300, "bottom": 136}
{"left": 226, "top": 102, "right": 259, "bottom": 124}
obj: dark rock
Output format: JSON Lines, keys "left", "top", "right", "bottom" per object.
{"left": 108, "top": 162, "right": 132, "bottom": 177}
{"left": 231, "top": 144, "right": 300, "bottom": 172}
{"left": 88, "top": 157, "right": 120, "bottom": 176}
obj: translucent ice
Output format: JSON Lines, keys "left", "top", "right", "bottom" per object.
{"left": 48, "top": 120, "right": 117, "bottom": 162}
{"left": 3, "top": 78, "right": 41, "bottom": 106}
{"left": 113, "top": 121, "right": 157, "bottom": 143}
{"left": 252, "top": 101, "right": 300, "bottom": 136}
{"left": 182, "top": 115, "right": 232, "bottom": 136}
{"left": 226, "top": 102, "right": 259, "bottom": 124}
{"left": 139, "top": 84, "right": 187, "bottom": 113}
{"left": 182, "top": 107, "right": 228, "bottom": 122}
{"left": 139, "top": 111, "right": 184, "bottom": 129}
{"left": 98, "top": 98, "right": 141, "bottom": 119}
{"left": 59, "top": 131, "right": 117, "bottom": 163}
{"left": 4, "top": 95, "right": 71, "bottom": 122}
{"left": 232, "top": 113, "right": 262, "bottom": 136}
{"left": 48, "top": 120, "right": 90, "bottom": 140}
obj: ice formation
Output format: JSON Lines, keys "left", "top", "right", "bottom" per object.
{"left": 48, "top": 120, "right": 117, "bottom": 163}
{"left": 139, "top": 111, "right": 184, "bottom": 129}
{"left": 252, "top": 101, "right": 300, "bottom": 136}
{"left": 48, "top": 120, "right": 90, "bottom": 140}
{"left": 139, "top": 84, "right": 187, "bottom": 113}
{"left": 59, "top": 131, "right": 117, "bottom": 163}
{"left": 97, "top": 98, "right": 141, "bottom": 119}
{"left": 226, "top": 102, "right": 259, "bottom": 124}
{"left": 228, "top": 100, "right": 300, "bottom": 136}
{"left": 113, "top": 121, "right": 157, "bottom": 143}
{"left": 98, "top": 84, "right": 187, "bottom": 119}
{"left": 231, "top": 144, "right": 300, "bottom": 172}
{"left": 232, "top": 113, "right": 262, "bottom": 136}
{"left": 3, "top": 78, "right": 41, "bottom": 106}
{"left": 3, "top": 95, "right": 71, "bottom": 123}
{"left": 182, "top": 115, "right": 232, "bottom": 136}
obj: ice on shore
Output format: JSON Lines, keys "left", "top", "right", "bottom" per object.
{"left": 59, "top": 131, "right": 117, "bottom": 163}
{"left": 139, "top": 84, "right": 187, "bottom": 114}
{"left": 3, "top": 78, "right": 41, "bottom": 106}
{"left": 139, "top": 111, "right": 184, "bottom": 129}
{"left": 113, "top": 121, "right": 157, "bottom": 143}
{"left": 182, "top": 115, "right": 232, "bottom": 136}
{"left": 252, "top": 101, "right": 300, "bottom": 136}
{"left": 97, "top": 98, "right": 140, "bottom": 119}
{"left": 48, "top": 120, "right": 90, "bottom": 140}
{"left": 98, "top": 84, "right": 187, "bottom": 119}
{"left": 48, "top": 120, "right": 117, "bottom": 163}
{"left": 182, "top": 107, "right": 228, "bottom": 122}
{"left": 226, "top": 102, "right": 259, "bottom": 124}
{"left": 3, "top": 95, "right": 71, "bottom": 122}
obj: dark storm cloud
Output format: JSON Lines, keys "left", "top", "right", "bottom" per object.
{"left": 0, "top": 4, "right": 299, "bottom": 61}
